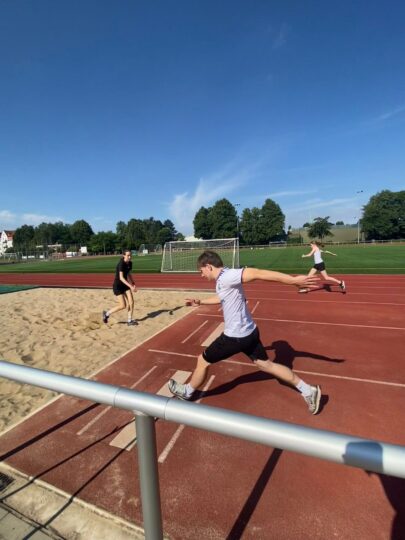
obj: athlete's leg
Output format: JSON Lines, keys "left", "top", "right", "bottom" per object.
{"left": 320, "top": 270, "right": 342, "bottom": 285}
{"left": 124, "top": 290, "right": 134, "bottom": 320}
{"left": 189, "top": 354, "right": 211, "bottom": 389}
{"left": 254, "top": 358, "right": 300, "bottom": 386}
{"left": 108, "top": 294, "right": 127, "bottom": 315}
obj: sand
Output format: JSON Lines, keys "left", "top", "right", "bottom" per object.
{"left": 0, "top": 287, "right": 207, "bottom": 434}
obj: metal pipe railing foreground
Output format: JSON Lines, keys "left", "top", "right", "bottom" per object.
{"left": 1, "top": 360, "right": 405, "bottom": 539}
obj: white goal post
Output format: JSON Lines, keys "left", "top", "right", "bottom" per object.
{"left": 161, "top": 238, "right": 240, "bottom": 272}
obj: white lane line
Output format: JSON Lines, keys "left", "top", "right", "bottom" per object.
{"left": 196, "top": 313, "right": 405, "bottom": 331}
{"left": 148, "top": 349, "right": 405, "bottom": 389}
{"left": 149, "top": 348, "right": 196, "bottom": 359}
{"left": 109, "top": 370, "right": 191, "bottom": 450}
{"left": 77, "top": 366, "right": 158, "bottom": 436}
{"left": 181, "top": 320, "right": 208, "bottom": 344}
{"left": 244, "top": 296, "right": 405, "bottom": 307}
{"left": 201, "top": 322, "right": 225, "bottom": 346}
{"left": 251, "top": 301, "right": 260, "bottom": 314}
{"left": 158, "top": 375, "right": 215, "bottom": 464}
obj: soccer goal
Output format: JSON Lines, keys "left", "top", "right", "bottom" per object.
{"left": 161, "top": 238, "right": 240, "bottom": 272}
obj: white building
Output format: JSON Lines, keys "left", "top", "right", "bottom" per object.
{"left": 0, "top": 230, "right": 15, "bottom": 255}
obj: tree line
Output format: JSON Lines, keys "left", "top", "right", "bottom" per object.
{"left": 7, "top": 189, "right": 405, "bottom": 254}
{"left": 10, "top": 218, "right": 184, "bottom": 254}
{"left": 194, "top": 198, "right": 286, "bottom": 244}
{"left": 192, "top": 190, "right": 404, "bottom": 243}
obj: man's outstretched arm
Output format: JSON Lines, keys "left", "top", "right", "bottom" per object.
{"left": 242, "top": 268, "right": 320, "bottom": 288}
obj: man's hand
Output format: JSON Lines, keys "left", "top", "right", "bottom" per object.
{"left": 185, "top": 298, "right": 201, "bottom": 306}
{"left": 131, "top": 284, "right": 137, "bottom": 292}
{"left": 293, "top": 275, "right": 320, "bottom": 288}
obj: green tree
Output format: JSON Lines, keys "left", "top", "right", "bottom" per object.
{"left": 34, "top": 222, "right": 53, "bottom": 247}
{"left": 126, "top": 219, "right": 146, "bottom": 249}
{"left": 240, "top": 207, "right": 262, "bottom": 244}
{"left": 260, "top": 199, "right": 285, "bottom": 242}
{"left": 335, "top": 221, "right": 344, "bottom": 225}
{"left": 13, "top": 225, "right": 35, "bottom": 251}
{"left": 307, "top": 217, "right": 334, "bottom": 241}
{"left": 361, "top": 190, "right": 405, "bottom": 240}
{"left": 163, "top": 219, "right": 177, "bottom": 240}
{"left": 209, "top": 199, "right": 238, "bottom": 238}
{"left": 156, "top": 227, "right": 172, "bottom": 245}
{"left": 89, "top": 231, "right": 117, "bottom": 254}
{"left": 193, "top": 207, "right": 212, "bottom": 239}
{"left": 70, "top": 220, "right": 94, "bottom": 246}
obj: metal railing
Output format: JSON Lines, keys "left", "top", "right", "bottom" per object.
{"left": 1, "top": 360, "right": 405, "bottom": 540}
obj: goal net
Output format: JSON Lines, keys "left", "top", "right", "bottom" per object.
{"left": 161, "top": 238, "right": 239, "bottom": 272}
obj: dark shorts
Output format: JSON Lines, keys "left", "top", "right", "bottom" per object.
{"left": 313, "top": 262, "right": 326, "bottom": 271}
{"left": 203, "top": 326, "right": 268, "bottom": 364}
{"left": 113, "top": 283, "right": 130, "bottom": 296}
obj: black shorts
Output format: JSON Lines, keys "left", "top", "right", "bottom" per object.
{"left": 113, "top": 283, "right": 130, "bottom": 296}
{"left": 203, "top": 326, "right": 268, "bottom": 364}
{"left": 313, "top": 262, "right": 325, "bottom": 271}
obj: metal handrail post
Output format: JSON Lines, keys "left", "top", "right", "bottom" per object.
{"left": 135, "top": 412, "right": 163, "bottom": 540}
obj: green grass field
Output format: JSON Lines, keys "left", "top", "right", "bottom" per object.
{"left": 1, "top": 244, "right": 404, "bottom": 274}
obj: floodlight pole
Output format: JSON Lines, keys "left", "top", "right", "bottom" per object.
{"left": 235, "top": 203, "right": 240, "bottom": 239}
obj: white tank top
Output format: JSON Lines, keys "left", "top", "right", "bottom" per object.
{"left": 313, "top": 249, "right": 323, "bottom": 264}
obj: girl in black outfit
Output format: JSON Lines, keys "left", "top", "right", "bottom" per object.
{"left": 103, "top": 250, "right": 138, "bottom": 326}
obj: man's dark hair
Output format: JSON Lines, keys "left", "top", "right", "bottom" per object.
{"left": 197, "top": 250, "right": 224, "bottom": 268}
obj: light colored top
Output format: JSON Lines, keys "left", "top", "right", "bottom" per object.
{"left": 313, "top": 248, "right": 323, "bottom": 264}
{"left": 216, "top": 268, "right": 256, "bottom": 338}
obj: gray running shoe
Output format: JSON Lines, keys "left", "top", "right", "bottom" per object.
{"left": 340, "top": 280, "right": 346, "bottom": 292}
{"left": 168, "top": 379, "right": 191, "bottom": 400}
{"left": 305, "top": 385, "right": 321, "bottom": 414}
{"left": 102, "top": 310, "right": 109, "bottom": 324}
{"left": 127, "top": 320, "right": 139, "bottom": 326}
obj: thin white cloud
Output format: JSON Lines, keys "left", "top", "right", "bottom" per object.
{"left": 22, "top": 213, "right": 63, "bottom": 225}
{"left": 272, "top": 24, "right": 289, "bottom": 50}
{"left": 168, "top": 164, "right": 255, "bottom": 235}
{"left": 0, "top": 210, "right": 16, "bottom": 224}
{"left": 0, "top": 210, "right": 64, "bottom": 230}
{"left": 285, "top": 195, "right": 366, "bottom": 228}
{"left": 376, "top": 105, "right": 405, "bottom": 122}
{"left": 267, "top": 189, "right": 317, "bottom": 198}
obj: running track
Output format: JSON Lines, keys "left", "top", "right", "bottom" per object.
{"left": 0, "top": 273, "right": 404, "bottom": 539}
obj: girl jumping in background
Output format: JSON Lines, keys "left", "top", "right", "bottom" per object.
{"left": 300, "top": 241, "right": 346, "bottom": 293}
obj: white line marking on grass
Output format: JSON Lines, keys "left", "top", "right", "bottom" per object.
{"left": 197, "top": 313, "right": 405, "bottom": 331}
{"left": 78, "top": 366, "right": 158, "bottom": 435}
{"left": 148, "top": 349, "right": 405, "bottom": 389}
{"left": 158, "top": 375, "right": 215, "bottom": 464}
{"left": 109, "top": 369, "right": 191, "bottom": 450}
{"left": 181, "top": 320, "right": 208, "bottom": 344}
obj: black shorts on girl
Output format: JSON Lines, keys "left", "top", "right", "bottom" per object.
{"left": 113, "top": 282, "right": 130, "bottom": 296}
{"left": 313, "top": 262, "right": 326, "bottom": 271}
{"left": 203, "top": 326, "right": 268, "bottom": 364}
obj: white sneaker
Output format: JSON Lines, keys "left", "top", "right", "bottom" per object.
{"left": 304, "top": 385, "right": 321, "bottom": 414}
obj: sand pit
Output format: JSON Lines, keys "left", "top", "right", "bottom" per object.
{"left": 0, "top": 287, "right": 207, "bottom": 433}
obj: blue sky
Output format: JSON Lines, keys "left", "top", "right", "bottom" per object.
{"left": 1, "top": 1, "right": 404, "bottom": 236}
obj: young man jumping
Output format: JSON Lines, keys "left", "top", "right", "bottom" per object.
{"left": 168, "top": 250, "right": 322, "bottom": 414}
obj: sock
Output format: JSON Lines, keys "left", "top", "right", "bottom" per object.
{"left": 185, "top": 383, "right": 195, "bottom": 398}
{"left": 296, "top": 380, "right": 312, "bottom": 398}
{"left": 128, "top": 314, "right": 132, "bottom": 322}
{"left": 106, "top": 311, "right": 110, "bottom": 317}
